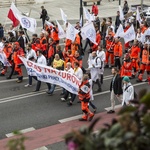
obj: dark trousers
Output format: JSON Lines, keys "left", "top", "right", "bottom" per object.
{"left": 83, "top": 38, "right": 92, "bottom": 51}
{"left": 114, "top": 57, "right": 121, "bottom": 69}
{"left": 42, "top": 18, "right": 46, "bottom": 29}
{"left": 8, "top": 62, "right": 15, "bottom": 78}
{"left": 64, "top": 90, "right": 76, "bottom": 102}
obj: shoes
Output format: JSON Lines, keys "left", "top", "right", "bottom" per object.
{"left": 79, "top": 118, "right": 87, "bottom": 121}
{"left": 136, "top": 79, "right": 142, "bottom": 82}
{"left": 6, "top": 76, "right": 11, "bottom": 79}
{"left": 61, "top": 98, "right": 66, "bottom": 102}
{"left": 16, "top": 80, "right": 22, "bottom": 83}
{"left": 95, "top": 88, "right": 102, "bottom": 93}
{"left": 131, "top": 74, "right": 135, "bottom": 78}
{"left": 89, "top": 114, "right": 94, "bottom": 121}
{"left": 0, "top": 73, "right": 5, "bottom": 76}
{"left": 107, "top": 110, "right": 115, "bottom": 114}
{"left": 68, "top": 96, "right": 71, "bottom": 99}
{"left": 47, "top": 91, "right": 53, "bottom": 95}
{"left": 60, "top": 92, "right": 65, "bottom": 95}
{"left": 33, "top": 90, "right": 39, "bottom": 92}
{"left": 77, "top": 101, "right": 81, "bottom": 103}
{"left": 93, "top": 108, "right": 97, "bottom": 114}
{"left": 67, "top": 102, "right": 73, "bottom": 106}
{"left": 24, "top": 84, "right": 32, "bottom": 87}
{"left": 104, "top": 64, "right": 109, "bottom": 68}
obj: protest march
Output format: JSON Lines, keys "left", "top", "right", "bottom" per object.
{"left": 0, "top": 0, "right": 150, "bottom": 121}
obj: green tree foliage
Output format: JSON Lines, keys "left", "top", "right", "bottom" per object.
{"left": 64, "top": 89, "right": 150, "bottom": 150}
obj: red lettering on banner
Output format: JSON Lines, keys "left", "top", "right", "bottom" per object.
{"left": 44, "top": 68, "right": 51, "bottom": 73}
{"left": 72, "top": 75, "right": 75, "bottom": 83}
{"left": 67, "top": 73, "right": 71, "bottom": 81}
{"left": 27, "top": 61, "right": 41, "bottom": 72}
{"left": 51, "top": 69, "right": 57, "bottom": 75}
{"left": 61, "top": 72, "right": 66, "bottom": 78}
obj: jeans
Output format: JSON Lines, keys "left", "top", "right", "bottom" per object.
{"left": 49, "top": 84, "right": 56, "bottom": 94}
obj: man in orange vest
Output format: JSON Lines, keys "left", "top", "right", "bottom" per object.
{"left": 129, "top": 39, "right": 140, "bottom": 78}
{"left": 13, "top": 42, "right": 25, "bottom": 83}
{"left": 113, "top": 37, "right": 122, "bottom": 69}
{"left": 137, "top": 43, "right": 149, "bottom": 82}
{"left": 105, "top": 32, "right": 115, "bottom": 68}
{"left": 78, "top": 74, "right": 94, "bottom": 121}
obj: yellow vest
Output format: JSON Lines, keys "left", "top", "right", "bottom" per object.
{"left": 53, "top": 59, "right": 64, "bottom": 68}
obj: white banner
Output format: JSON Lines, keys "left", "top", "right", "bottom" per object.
{"left": 136, "top": 7, "right": 141, "bottom": 24}
{"left": 19, "top": 57, "right": 80, "bottom": 94}
{"left": 83, "top": 7, "right": 95, "bottom": 22}
{"left": 16, "top": 14, "right": 37, "bottom": 33}
{"left": 66, "top": 22, "right": 79, "bottom": 42}
{"left": 81, "top": 22, "right": 97, "bottom": 45}
{"left": 45, "top": 20, "right": 54, "bottom": 27}
{"left": 56, "top": 20, "right": 66, "bottom": 39}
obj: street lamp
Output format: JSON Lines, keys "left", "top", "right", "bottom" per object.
{"left": 80, "top": 0, "right": 83, "bottom": 26}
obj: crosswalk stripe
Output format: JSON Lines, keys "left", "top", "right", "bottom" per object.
{"left": 104, "top": 104, "right": 122, "bottom": 111}
{"left": 6, "top": 127, "right": 35, "bottom": 138}
{"left": 59, "top": 115, "right": 82, "bottom": 123}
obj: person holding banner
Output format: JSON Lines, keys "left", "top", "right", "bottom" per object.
{"left": 67, "top": 61, "right": 83, "bottom": 106}
{"left": 24, "top": 43, "right": 37, "bottom": 87}
{"left": 34, "top": 50, "right": 51, "bottom": 92}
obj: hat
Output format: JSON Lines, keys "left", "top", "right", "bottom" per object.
{"left": 14, "top": 42, "right": 20, "bottom": 46}
{"left": 123, "top": 76, "right": 130, "bottom": 82}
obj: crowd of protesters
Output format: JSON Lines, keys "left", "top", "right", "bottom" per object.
{"left": 0, "top": 0, "right": 150, "bottom": 121}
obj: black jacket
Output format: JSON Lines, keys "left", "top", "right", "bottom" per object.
{"left": 110, "top": 74, "right": 123, "bottom": 95}
{"left": 17, "top": 36, "right": 25, "bottom": 51}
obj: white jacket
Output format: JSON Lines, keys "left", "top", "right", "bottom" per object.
{"left": 122, "top": 83, "right": 134, "bottom": 106}
{"left": 74, "top": 67, "right": 83, "bottom": 81}
{"left": 26, "top": 49, "right": 37, "bottom": 62}
{"left": 37, "top": 54, "right": 47, "bottom": 66}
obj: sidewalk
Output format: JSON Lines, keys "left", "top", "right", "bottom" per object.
{"left": 1, "top": 0, "right": 150, "bottom": 26}
{"left": 0, "top": 111, "right": 117, "bottom": 150}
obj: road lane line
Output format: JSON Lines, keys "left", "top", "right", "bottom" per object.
{"left": 34, "top": 147, "right": 48, "bottom": 150}
{"left": 104, "top": 104, "right": 122, "bottom": 111}
{"left": 58, "top": 82, "right": 147, "bottom": 123}
{"left": 6, "top": 127, "right": 35, "bottom": 137}
{"left": 0, "top": 82, "right": 147, "bottom": 104}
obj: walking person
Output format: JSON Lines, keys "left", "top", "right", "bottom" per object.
{"left": 24, "top": 43, "right": 37, "bottom": 87}
{"left": 123, "top": 0, "right": 129, "bottom": 15}
{"left": 122, "top": 76, "right": 134, "bottom": 106}
{"left": 40, "top": 6, "right": 48, "bottom": 29}
{"left": 78, "top": 74, "right": 94, "bottom": 121}
{"left": 107, "top": 67, "right": 123, "bottom": 113}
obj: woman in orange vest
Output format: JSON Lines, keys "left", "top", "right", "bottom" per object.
{"left": 51, "top": 24, "right": 59, "bottom": 45}
{"left": 137, "top": 43, "right": 149, "bottom": 82}
{"left": 78, "top": 74, "right": 94, "bottom": 121}
{"left": 120, "top": 53, "right": 132, "bottom": 78}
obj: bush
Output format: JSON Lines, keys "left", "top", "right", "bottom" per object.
{"left": 64, "top": 89, "right": 150, "bottom": 150}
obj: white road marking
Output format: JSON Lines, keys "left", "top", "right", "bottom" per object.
{"left": 0, "top": 81, "right": 147, "bottom": 105}
{"left": 105, "top": 104, "right": 122, "bottom": 111}
{"left": 58, "top": 82, "right": 147, "bottom": 123}
{"left": 6, "top": 127, "right": 35, "bottom": 138}
{"left": 34, "top": 147, "right": 48, "bottom": 150}
{"left": 59, "top": 115, "right": 82, "bottom": 123}
{"left": 0, "top": 77, "right": 28, "bottom": 83}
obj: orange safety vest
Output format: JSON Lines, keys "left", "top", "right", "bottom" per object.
{"left": 121, "top": 61, "right": 132, "bottom": 77}
{"left": 106, "top": 39, "right": 115, "bottom": 53}
{"left": 3, "top": 44, "right": 12, "bottom": 59}
{"left": 78, "top": 80, "right": 91, "bottom": 101}
{"left": 40, "top": 37, "right": 47, "bottom": 51}
{"left": 13, "top": 48, "right": 24, "bottom": 64}
{"left": 130, "top": 46, "right": 140, "bottom": 59}
{"left": 51, "top": 27, "right": 59, "bottom": 42}
{"left": 142, "top": 49, "right": 149, "bottom": 64}
{"left": 113, "top": 42, "right": 122, "bottom": 57}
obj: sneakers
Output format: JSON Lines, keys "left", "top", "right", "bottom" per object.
{"left": 61, "top": 98, "right": 66, "bottom": 102}
{"left": 24, "top": 84, "right": 32, "bottom": 87}
{"left": 107, "top": 110, "right": 115, "bottom": 114}
{"left": 16, "top": 80, "right": 22, "bottom": 83}
{"left": 6, "top": 76, "right": 11, "bottom": 79}
{"left": 89, "top": 114, "right": 94, "bottom": 121}
{"left": 67, "top": 102, "right": 73, "bottom": 106}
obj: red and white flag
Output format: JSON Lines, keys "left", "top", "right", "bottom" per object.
{"left": 7, "top": 2, "right": 20, "bottom": 27}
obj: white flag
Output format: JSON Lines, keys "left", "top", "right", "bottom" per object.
{"left": 81, "top": 22, "right": 97, "bottom": 45}
{"left": 141, "top": 28, "right": 150, "bottom": 43}
{"left": 79, "top": 15, "right": 83, "bottom": 27}
{"left": 16, "top": 14, "right": 37, "bottom": 33}
{"left": 119, "top": 6, "right": 124, "bottom": 21}
{"left": 56, "top": 20, "right": 66, "bottom": 39}
{"left": 60, "top": 8, "right": 67, "bottom": 24}
{"left": 136, "top": 7, "right": 141, "bottom": 24}
{"left": 122, "top": 25, "right": 135, "bottom": 43}
{"left": 66, "top": 23, "right": 79, "bottom": 42}
{"left": 83, "top": 7, "right": 91, "bottom": 22}
{"left": 45, "top": 20, "right": 54, "bottom": 27}
{"left": 114, "top": 24, "right": 124, "bottom": 38}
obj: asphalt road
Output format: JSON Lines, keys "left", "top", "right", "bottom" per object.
{"left": 0, "top": 44, "right": 150, "bottom": 141}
